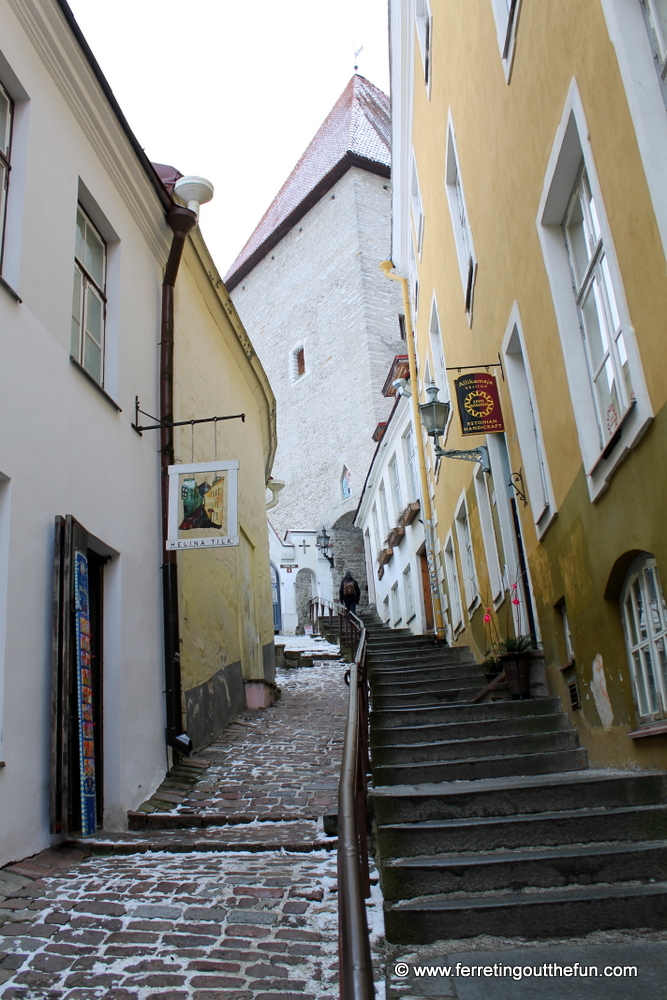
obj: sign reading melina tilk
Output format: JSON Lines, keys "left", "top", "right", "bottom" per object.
{"left": 454, "top": 373, "right": 505, "bottom": 436}
{"left": 167, "top": 460, "right": 239, "bottom": 550}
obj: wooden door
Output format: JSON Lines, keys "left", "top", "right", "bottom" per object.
{"left": 50, "top": 516, "right": 103, "bottom": 836}
{"left": 419, "top": 548, "right": 434, "bottom": 632}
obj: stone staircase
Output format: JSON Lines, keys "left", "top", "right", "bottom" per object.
{"left": 360, "top": 608, "right": 667, "bottom": 945}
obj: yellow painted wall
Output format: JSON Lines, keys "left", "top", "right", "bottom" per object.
{"left": 408, "top": 0, "right": 667, "bottom": 767}
{"left": 173, "top": 231, "right": 276, "bottom": 697}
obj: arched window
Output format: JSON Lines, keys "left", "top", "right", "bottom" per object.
{"left": 341, "top": 466, "right": 352, "bottom": 500}
{"left": 621, "top": 555, "right": 667, "bottom": 722}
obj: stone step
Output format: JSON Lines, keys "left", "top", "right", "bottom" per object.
{"left": 370, "top": 711, "right": 570, "bottom": 746}
{"left": 371, "top": 686, "right": 488, "bottom": 709}
{"left": 372, "top": 674, "right": 486, "bottom": 697}
{"left": 383, "top": 881, "right": 667, "bottom": 943}
{"left": 371, "top": 663, "right": 486, "bottom": 694}
{"left": 367, "top": 638, "right": 452, "bottom": 663}
{"left": 380, "top": 840, "right": 667, "bottom": 899}
{"left": 368, "top": 649, "right": 474, "bottom": 666}
{"left": 371, "top": 697, "right": 563, "bottom": 729}
{"left": 372, "top": 747, "right": 589, "bottom": 786}
{"left": 375, "top": 803, "right": 667, "bottom": 857}
{"left": 371, "top": 770, "right": 667, "bottom": 824}
{"left": 371, "top": 729, "right": 580, "bottom": 766}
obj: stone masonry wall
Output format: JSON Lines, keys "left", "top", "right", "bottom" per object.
{"left": 230, "top": 168, "right": 404, "bottom": 539}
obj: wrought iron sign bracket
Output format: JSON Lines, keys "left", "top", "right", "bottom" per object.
{"left": 131, "top": 397, "right": 245, "bottom": 436}
{"left": 434, "top": 444, "right": 490, "bottom": 474}
{"left": 445, "top": 353, "right": 505, "bottom": 381}
{"left": 509, "top": 469, "right": 528, "bottom": 506}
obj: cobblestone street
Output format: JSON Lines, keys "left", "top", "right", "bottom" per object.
{"left": 0, "top": 652, "right": 386, "bottom": 999}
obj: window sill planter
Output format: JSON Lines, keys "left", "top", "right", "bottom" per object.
{"left": 499, "top": 651, "right": 533, "bottom": 699}
{"left": 377, "top": 547, "right": 394, "bottom": 567}
{"left": 387, "top": 526, "right": 406, "bottom": 548}
{"left": 398, "top": 500, "right": 421, "bottom": 527}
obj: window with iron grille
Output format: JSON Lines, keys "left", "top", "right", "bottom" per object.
{"left": 71, "top": 207, "right": 107, "bottom": 386}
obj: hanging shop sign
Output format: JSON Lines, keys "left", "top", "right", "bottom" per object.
{"left": 167, "top": 460, "right": 239, "bottom": 550}
{"left": 74, "top": 549, "right": 97, "bottom": 837}
{"left": 454, "top": 372, "right": 505, "bottom": 436}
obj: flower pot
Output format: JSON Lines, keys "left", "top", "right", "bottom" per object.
{"left": 500, "top": 651, "right": 532, "bottom": 699}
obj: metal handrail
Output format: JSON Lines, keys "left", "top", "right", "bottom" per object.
{"left": 337, "top": 615, "right": 373, "bottom": 999}
{"left": 308, "top": 598, "right": 374, "bottom": 997}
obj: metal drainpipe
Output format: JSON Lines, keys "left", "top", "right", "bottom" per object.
{"left": 380, "top": 261, "right": 446, "bottom": 642}
{"left": 161, "top": 204, "right": 198, "bottom": 754}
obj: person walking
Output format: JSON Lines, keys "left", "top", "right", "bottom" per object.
{"left": 339, "top": 570, "right": 361, "bottom": 616}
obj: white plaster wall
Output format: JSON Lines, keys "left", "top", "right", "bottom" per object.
{"left": 268, "top": 522, "right": 334, "bottom": 635}
{"left": 0, "top": 1, "right": 169, "bottom": 864}
{"left": 355, "top": 397, "right": 429, "bottom": 634}
{"left": 232, "top": 168, "right": 404, "bottom": 538}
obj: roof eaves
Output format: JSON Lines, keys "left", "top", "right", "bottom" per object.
{"left": 225, "top": 151, "right": 390, "bottom": 291}
{"left": 54, "top": 0, "right": 173, "bottom": 214}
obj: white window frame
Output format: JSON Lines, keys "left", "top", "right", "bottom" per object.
{"left": 621, "top": 555, "right": 667, "bottom": 723}
{"left": 536, "top": 81, "right": 652, "bottom": 502}
{"left": 290, "top": 343, "right": 307, "bottom": 383}
{"left": 641, "top": 0, "right": 667, "bottom": 87}
{"left": 371, "top": 503, "right": 382, "bottom": 554}
{"left": 404, "top": 564, "right": 416, "bottom": 621}
{"left": 473, "top": 464, "right": 504, "bottom": 606}
{"left": 455, "top": 494, "right": 479, "bottom": 614}
{"left": 444, "top": 531, "right": 464, "bottom": 634}
{"left": 382, "top": 594, "right": 390, "bottom": 624}
{"left": 428, "top": 295, "right": 450, "bottom": 401}
{"left": 445, "top": 114, "right": 477, "bottom": 323}
{"left": 388, "top": 455, "right": 403, "bottom": 521}
{"left": 0, "top": 80, "right": 13, "bottom": 275}
{"left": 341, "top": 466, "right": 352, "bottom": 501}
{"left": 390, "top": 581, "right": 402, "bottom": 626}
{"left": 501, "top": 303, "right": 556, "bottom": 535}
{"left": 410, "top": 153, "right": 425, "bottom": 257}
{"left": 402, "top": 426, "right": 420, "bottom": 503}
{"left": 415, "top": 0, "right": 433, "bottom": 92}
{"left": 599, "top": 0, "right": 667, "bottom": 262}
{"left": 489, "top": 0, "right": 523, "bottom": 81}
{"left": 72, "top": 206, "right": 107, "bottom": 386}
{"left": 378, "top": 481, "right": 391, "bottom": 540}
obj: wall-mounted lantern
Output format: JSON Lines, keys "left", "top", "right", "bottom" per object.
{"left": 418, "top": 385, "right": 490, "bottom": 473}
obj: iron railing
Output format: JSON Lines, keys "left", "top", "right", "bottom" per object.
{"left": 310, "top": 599, "right": 374, "bottom": 999}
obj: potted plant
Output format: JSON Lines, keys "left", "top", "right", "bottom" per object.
{"left": 498, "top": 634, "right": 534, "bottom": 699}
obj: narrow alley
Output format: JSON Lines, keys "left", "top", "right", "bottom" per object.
{"left": 0, "top": 648, "right": 385, "bottom": 999}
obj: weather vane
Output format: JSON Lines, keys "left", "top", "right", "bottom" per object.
{"left": 354, "top": 45, "right": 363, "bottom": 72}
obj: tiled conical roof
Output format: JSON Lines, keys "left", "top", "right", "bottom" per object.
{"left": 224, "top": 75, "right": 391, "bottom": 290}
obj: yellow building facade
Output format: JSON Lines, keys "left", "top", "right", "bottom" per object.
{"left": 389, "top": 0, "right": 667, "bottom": 768}
{"left": 173, "top": 229, "right": 277, "bottom": 750}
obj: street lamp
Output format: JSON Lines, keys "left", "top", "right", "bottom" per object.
{"left": 418, "top": 385, "right": 490, "bottom": 473}
{"left": 316, "top": 526, "right": 334, "bottom": 566}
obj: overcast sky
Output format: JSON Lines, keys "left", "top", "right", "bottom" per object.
{"left": 66, "top": 0, "right": 390, "bottom": 276}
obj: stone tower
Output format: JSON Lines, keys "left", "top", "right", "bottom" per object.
{"left": 225, "top": 75, "right": 404, "bottom": 612}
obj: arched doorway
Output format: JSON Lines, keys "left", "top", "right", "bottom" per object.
{"left": 294, "top": 568, "right": 316, "bottom": 633}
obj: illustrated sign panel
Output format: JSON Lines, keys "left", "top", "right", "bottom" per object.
{"left": 167, "top": 460, "right": 239, "bottom": 550}
{"left": 74, "top": 549, "right": 96, "bottom": 837}
{"left": 454, "top": 373, "right": 505, "bottom": 435}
